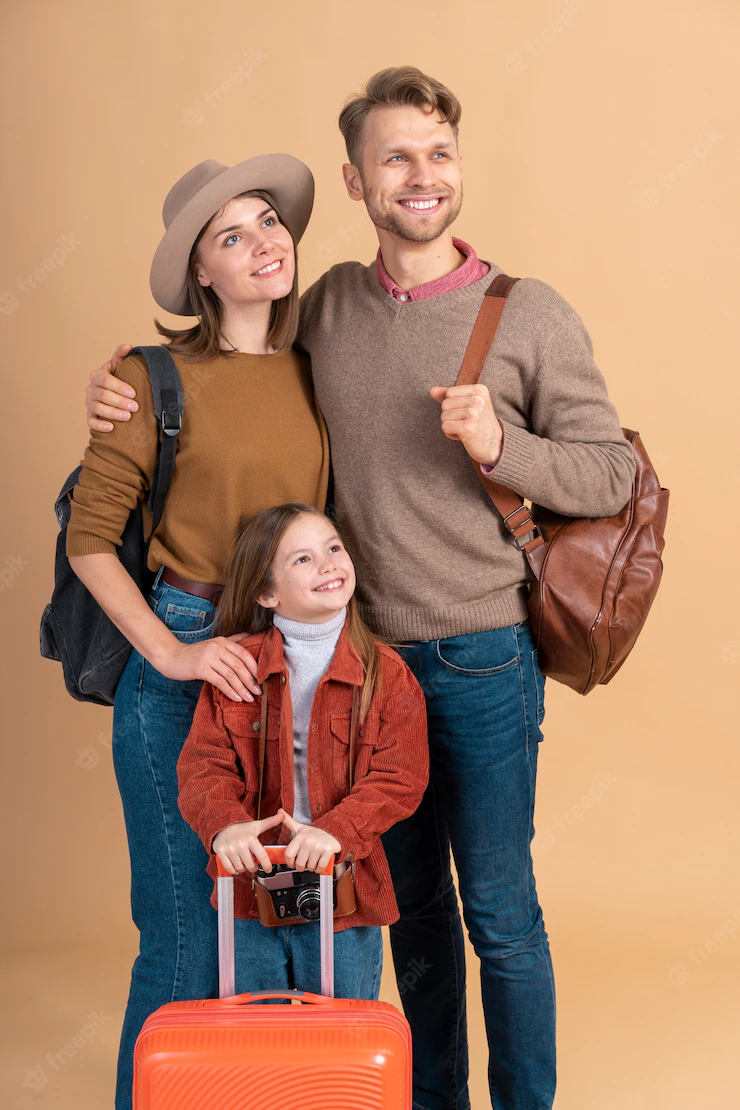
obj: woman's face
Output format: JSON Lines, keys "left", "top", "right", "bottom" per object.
{"left": 192, "top": 195, "right": 295, "bottom": 309}
{"left": 258, "top": 514, "right": 356, "bottom": 624}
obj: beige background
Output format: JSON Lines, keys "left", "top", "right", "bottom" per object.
{"left": 2, "top": 1, "right": 739, "bottom": 1107}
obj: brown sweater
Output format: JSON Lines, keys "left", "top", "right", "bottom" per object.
{"left": 66, "top": 347, "right": 330, "bottom": 584}
{"left": 297, "top": 259, "right": 636, "bottom": 641}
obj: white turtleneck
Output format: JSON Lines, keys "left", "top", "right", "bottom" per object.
{"left": 272, "top": 606, "right": 347, "bottom": 825}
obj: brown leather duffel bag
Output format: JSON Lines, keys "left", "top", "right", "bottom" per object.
{"left": 458, "top": 273, "right": 669, "bottom": 695}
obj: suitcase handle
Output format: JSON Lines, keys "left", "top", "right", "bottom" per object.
{"left": 207, "top": 989, "right": 337, "bottom": 1007}
{"left": 216, "top": 846, "right": 336, "bottom": 878}
{"left": 215, "top": 847, "right": 337, "bottom": 999}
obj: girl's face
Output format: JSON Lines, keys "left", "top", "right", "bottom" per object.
{"left": 258, "top": 514, "right": 356, "bottom": 624}
{"left": 192, "top": 195, "right": 295, "bottom": 310}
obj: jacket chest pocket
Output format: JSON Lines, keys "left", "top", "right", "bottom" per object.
{"left": 330, "top": 710, "right": 378, "bottom": 792}
{"left": 222, "top": 702, "right": 282, "bottom": 796}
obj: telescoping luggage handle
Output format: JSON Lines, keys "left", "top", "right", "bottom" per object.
{"left": 216, "top": 848, "right": 336, "bottom": 1002}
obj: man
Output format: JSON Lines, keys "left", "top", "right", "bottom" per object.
{"left": 83, "top": 66, "right": 634, "bottom": 1110}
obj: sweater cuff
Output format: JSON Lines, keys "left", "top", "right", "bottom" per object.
{"left": 480, "top": 420, "right": 535, "bottom": 493}
{"left": 201, "top": 804, "right": 255, "bottom": 854}
{"left": 65, "top": 530, "right": 119, "bottom": 557}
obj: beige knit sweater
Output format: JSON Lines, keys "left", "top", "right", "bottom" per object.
{"left": 297, "top": 259, "right": 635, "bottom": 641}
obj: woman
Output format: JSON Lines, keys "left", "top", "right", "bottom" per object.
{"left": 66, "top": 155, "right": 329, "bottom": 1110}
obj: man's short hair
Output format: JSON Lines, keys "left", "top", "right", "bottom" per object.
{"left": 338, "top": 66, "right": 462, "bottom": 169}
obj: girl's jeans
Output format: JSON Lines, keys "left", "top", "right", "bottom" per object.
{"left": 233, "top": 917, "right": 382, "bottom": 1000}
{"left": 111, "top": 569, "right": 382, "bottom": 1109}
{"left": 381, "top": 619, "right": 556, "bottom": 1110}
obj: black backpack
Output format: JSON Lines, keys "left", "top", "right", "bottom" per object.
{"left": 40, "top": 346, "right": 184, "bottom": 706}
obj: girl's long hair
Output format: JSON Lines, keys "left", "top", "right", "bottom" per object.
{"left": 153, "top": 190, "right": 300, "bottom": 362}
{"left": 213, "top": 504, "right": 399, "bottom": 724}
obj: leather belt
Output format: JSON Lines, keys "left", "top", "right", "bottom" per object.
{"left": 162, "top": 566, "right": 223, "bottom": 603}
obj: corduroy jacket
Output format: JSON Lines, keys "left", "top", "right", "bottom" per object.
{"left": 176, "top": 614, "right": 429, "bottom": 932}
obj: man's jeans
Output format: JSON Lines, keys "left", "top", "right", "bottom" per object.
{"left": 381, "top": 618, "right": 556, "bottom": 1110}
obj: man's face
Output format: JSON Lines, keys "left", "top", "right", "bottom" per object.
{"left": 347, "top": 104, "right": 463, "bottom": 243}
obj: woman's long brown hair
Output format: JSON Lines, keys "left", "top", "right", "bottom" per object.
{"left": 153, "top": 190, "right": 300, "bottom": 361}
{"left": 213, "top": 504, "right": 399, "bottom": 724}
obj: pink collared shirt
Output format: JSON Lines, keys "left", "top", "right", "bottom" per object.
{"left": 375, "top": 236, "right": 489, "bottom": 301}
{"left": 375, "top": 237, "right": 502, "bottom": 472}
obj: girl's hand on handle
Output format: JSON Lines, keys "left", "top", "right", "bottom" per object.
{"left": 279, "top": 810, "right": 341, "bottom": 874}
{"left": 86, "top": 343, "right": 138, "bottom": 432}
{"left": 154, "top": 633, "right": 262, "bottom": 702}
{"left": 212, "top": 813, "right": 284, "bottom": 875}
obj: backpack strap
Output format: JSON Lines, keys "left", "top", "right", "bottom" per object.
{"left": 127, "top": 346, "right": 184, "bottom": 543}
{"left": 455, "top": 274, "right": 546, "bottom": 573}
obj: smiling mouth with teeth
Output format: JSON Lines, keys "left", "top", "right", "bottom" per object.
{"left": 313, "top": 578, "right": 346, "bottom": 592}
{"left": 252, "top": 259, "right": 283, "bottom": 276}
{"left": 398, "top": 197, "right": 444, "bottom": 211}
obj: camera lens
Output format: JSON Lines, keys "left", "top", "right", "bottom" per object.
{"left": 295, "top": 886, "right": 321, "bottom": 921}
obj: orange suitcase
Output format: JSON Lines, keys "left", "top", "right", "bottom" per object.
{"left": 133, "top": 847, "right": 412, "bottom": 1109}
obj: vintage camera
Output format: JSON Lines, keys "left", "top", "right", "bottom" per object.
{"left": 253, "top": 860, "right": 351, "bottom": 923}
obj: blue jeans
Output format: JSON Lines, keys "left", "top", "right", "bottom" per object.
{"left": 381, "top": 619, "right": 556, "bottom": 1110}
{"left": 112, "top": 568, "right": 220, "bottom": 1110}
{"left": 233, "top": 917, "right": 383, "bottom": 1000}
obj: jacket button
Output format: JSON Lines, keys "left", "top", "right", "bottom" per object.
{"left": 277, "top": 716, "right": 281, "bottom": 727}
{"left": 345, "top": 853, "right": 355, "bottom": 863}
{"left": 280, "top": 674, "right": 286, "bottom": 684}
{"left": 252, "top": 721, "right": 260, "bottom": 732}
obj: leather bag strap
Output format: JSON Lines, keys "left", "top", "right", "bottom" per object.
{"left": 456, "top": 274, "right": 546, "bottom": 570}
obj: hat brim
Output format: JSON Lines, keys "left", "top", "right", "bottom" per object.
{"left": 150, "top": 153, "right": 314, "bottom": 316}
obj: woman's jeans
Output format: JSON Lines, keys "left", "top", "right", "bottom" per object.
{"left": 112, "top": 568, "right": 221, "bottom": 1110}
{"left": 381, "top": 619, "right": 556, "bottom": 1110}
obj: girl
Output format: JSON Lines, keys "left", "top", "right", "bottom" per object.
{"left": 177, "top": 502, "right": 429, "bottom": 999}
{"left": 66, "top": 155, "right": 329, "bottom": 1108}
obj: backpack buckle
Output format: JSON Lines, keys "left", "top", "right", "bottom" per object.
{"left": 160, "top": 407, "right": 181, "bottom": 436}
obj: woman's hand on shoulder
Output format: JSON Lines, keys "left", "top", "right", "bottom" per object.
{"left": 87, "top": 343, "right": 139, "bottom": 432}
{"left": 153, "top": 633, "right": 262, "bottom": 702}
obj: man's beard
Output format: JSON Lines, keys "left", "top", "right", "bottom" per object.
{"left": 362, "top": 184, "right": 463, "bottom": 243}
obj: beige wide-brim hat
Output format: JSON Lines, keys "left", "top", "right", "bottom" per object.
{"left": 150, "top": 153, "right": 315, "bottom": 316}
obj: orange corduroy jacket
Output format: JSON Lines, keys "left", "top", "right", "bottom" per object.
{"left": 176, "top": 614, "right": 429, "bottom": 931}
